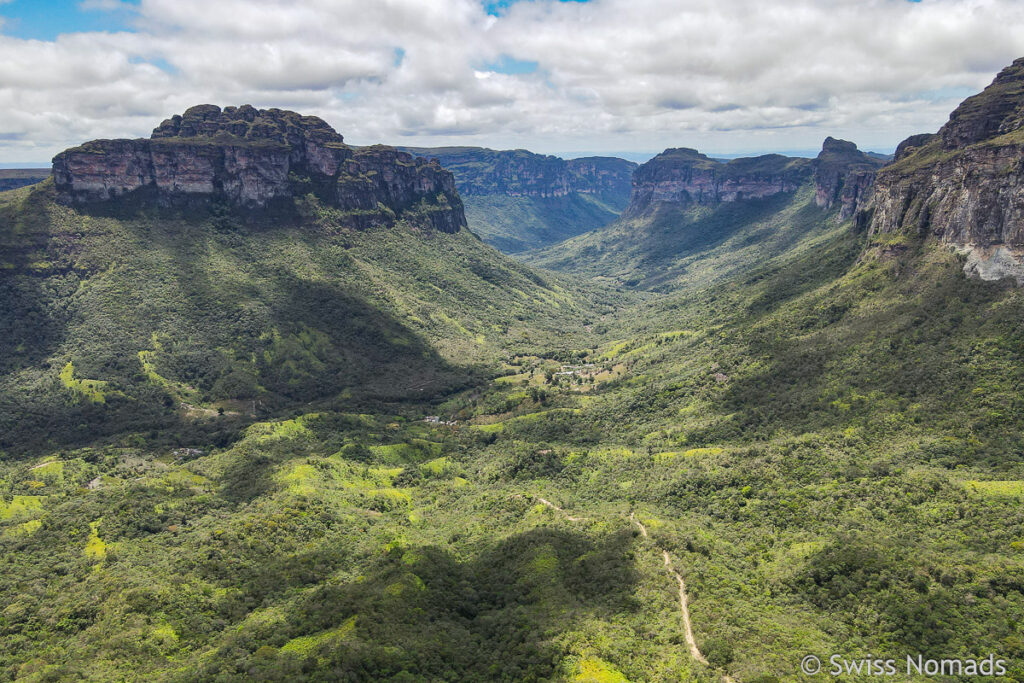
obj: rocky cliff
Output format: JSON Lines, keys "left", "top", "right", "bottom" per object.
{"left": 397, "top": 146, "right": 636, "bottom": 205}
{"left": 865, "top": 57, "right": 1024, "bottom": 283}
{"left": 625, "top": 140, "right": 884, "bottom": 220}
{"left": 565, "top": 156, "right": 638, "bottom": 206}
{"left": 395, "top": 146, "right": 636, "bottom": 252}
{"left": 52, "top": 105, "right": 465, "bottom": 232}
{"left": 813, "top": 137, "right": 886, "bottom": 219}
{"left": 623, "top": 148, "right": 814, "bottom": 217}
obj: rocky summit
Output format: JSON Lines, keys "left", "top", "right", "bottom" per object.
{"left": 624, "top": 140, "right": 883, "bottom": 221}
{"left": 52, "top": 104, "right": 466, "bottom": 232}
{"left": 866, "top": 58, "right": 1024, "bottom": 282}
{"left": 623, "top": 148, "right": 814, "bottom": 217}
{"left": 812, "top": 137, "right": 885, "bottom": 220}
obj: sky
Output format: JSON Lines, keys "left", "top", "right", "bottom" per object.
{"left": 1, "top": 0, "right": 1024, "bottom": 164}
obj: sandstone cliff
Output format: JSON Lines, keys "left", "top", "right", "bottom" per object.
{"left": 624, "top": 139, "right": 884, "bottom": 221}
{"left": 397, "top": 146, "right": 636, "bottom": 206}
{"left": 813, "top": 137, "right": 885, "bottom": 220}
{"left": 865, "top": 57, "right": 1024, "bottom": 283}
{"left": 52, "top": 105, "right": 465, "bottom": 232}
{"left": 623, "top": 148, "right": 814, "bottom": 217}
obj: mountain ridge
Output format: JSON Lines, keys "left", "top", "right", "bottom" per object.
{"left": 53, "top": 105, "right": 466, "bottom": 233}
{"left": 525, "top": 137, "right": 883, "bottom": 290}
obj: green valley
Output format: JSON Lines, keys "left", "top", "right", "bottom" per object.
{"left": 399, "top": 147, "right": 636, "bottom": 253}
{"left": 3, "top": 57, "right": 1024, "bottom": 683}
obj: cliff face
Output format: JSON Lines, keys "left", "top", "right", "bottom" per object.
{"left": 624, "top": 139, "right": 884, "bottom": 220}
{"left": 565, "top": 156, "right": 639, "bottom": 206}
{"left": 52, "top": 105, "right": 465, "bottom": 232}
{"left": 813, "top": 137, "right": 885, "bottom": 220}
{"left": 397, "top": 146, "right": 637, "bottom": 204}
{"left": 866, "top": 57, "right": 1024, "bottom": 283}
{"left": 623, "top": 148, "right": 814, "bottom": 216}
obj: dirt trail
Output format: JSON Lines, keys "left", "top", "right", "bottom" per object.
{"left": 534, "top": 496, "right": 587, "bottom": 522}
{"left": 631, "top": 513, "right": 735, "bottom": 683}
{"left": 539, "top": 504, "right": 734, "bottom": 681}
{"left": 661, "top": 549, "right": 708, "bottom": 666}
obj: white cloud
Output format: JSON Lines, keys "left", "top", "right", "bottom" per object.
{"left": 1, "top": 0, "right": 1024, "bottom": 162}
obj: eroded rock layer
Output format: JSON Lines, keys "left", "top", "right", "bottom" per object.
{"left": 866, "top": 57, "right": 1024, "bottom": 282}
{"left": 52, "top": 105, "right": 465, "bottom": 232}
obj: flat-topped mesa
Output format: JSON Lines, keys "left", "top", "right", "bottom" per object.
{"left": 52, "top": 104, "right": 465, "bottom": 233}
{"left": 866, "top": 56, "right": 1024, "bottom": 283}
{"left": 623, "top": 148, "right": 814, "bottom": 217}
{"left": 396, "top": 146, "right": 637, "bottom": 203}
{"left": 813, "top": 137, "right": 886, "bottom": 220}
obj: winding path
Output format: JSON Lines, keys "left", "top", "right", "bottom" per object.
{"left": 535, "top": 496, "right": 588, "bottom": 522}
{"left": 533, "top": 502, "right": 735, "bottom": 681}
{"left": 630, "top": 512, "right": 735, "bottom": 683}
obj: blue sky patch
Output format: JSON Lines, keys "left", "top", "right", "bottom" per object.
{"left": 481, "top": 54, "right": 539, "bottom": 75}
{"left": 128, "top": 56, "right": 176, "bottom": 75}
{"left": 484, "top": 0, "right": 590, "bottom": 17}
{"left": 0, "top": 0, "right": 139, "bottom": 41}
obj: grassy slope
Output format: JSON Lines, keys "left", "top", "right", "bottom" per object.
{"left": 0, "top": 181, "right": 619, "bottom": 453}
{"left": 524, "top": 184, "right": 830, "bottom": 291}
{"left": 464, "top": 211, "right": 1024, "bottom": 675}
{"left": 473, "top": 223, "right": 1024, "bottom": 680}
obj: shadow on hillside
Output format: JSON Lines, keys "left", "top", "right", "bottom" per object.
{"left": 688, "top": 234, "right": 1018, "bottom": 444}
{"left": 0, "top": 185, "right": 70, "bottom": 376}
{"left": 140, "top": 218, "right": 471, "bottom": 399}
{"left": 0, "top": 201, "right": 475, "bottom": 453}
{"left": 641, "top": 191, "right": 798, "bottom": 265}
{"left": 185, "top": 525, "right": 643, "bottom": 681}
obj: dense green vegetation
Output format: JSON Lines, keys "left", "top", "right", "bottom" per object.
{"left": 3, "top": 162, "right": 1024, "bottom": 682}
{"left": 0, "top": 180, "right": 618, "bottom": 453}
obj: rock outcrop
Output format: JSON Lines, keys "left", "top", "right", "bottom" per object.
{"left": 52, "top": 105, "right": 465, "bottom": 232}
{"left": 397, "top": 146, "right": 637, "bottom": 206}
{"left": 623, "top": 148, "right": 814, "bottom": 217}
{"left": 813, "top": 137, "right": 886, "bottom": 220}
{"left": 865, "top": 57, "right": 1024, "bottom": 283}
{"left": 625, "top": 140, "right": 885, "bottom": 220}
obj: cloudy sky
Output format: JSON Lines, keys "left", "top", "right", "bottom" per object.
{"left": 1, "top": 0, "right": 1024, "bottom": 163}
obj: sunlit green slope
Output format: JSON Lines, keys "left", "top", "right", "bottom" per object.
{"left": 447, "top": 219, "right": 1024, "bottom": 680}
